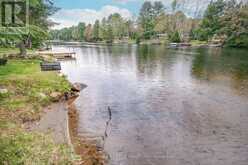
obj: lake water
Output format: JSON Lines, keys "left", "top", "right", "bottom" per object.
{"left": 54, "top": 44, "right": 248, "bottom": 165}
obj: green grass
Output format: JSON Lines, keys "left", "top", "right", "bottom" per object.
{"left": 0, "top": 129, "right": 79, "bottom": 164}
{"left": 190, "top": 40, "right": 208, "bottom": 46}
{"left": 0, "top": 60, "right": 71, "bottom": 121}
{"left": 0, "top": 59, "right": 79, "bottom": 164}
{"left": 0, "top": 47, "right": 19, "bottom": 55}
{"left": 0, "top": 47, "right": 35, "bottom": 58}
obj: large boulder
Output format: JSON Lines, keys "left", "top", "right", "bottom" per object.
{"left": 71, "top": 83, "right": 87, "bottom": 92}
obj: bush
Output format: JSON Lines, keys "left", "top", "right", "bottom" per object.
{"left": 169, "top": 31, "right": 181, "bottom": 43}
{"left": 191, "top": 29, "right": 209, "bottom": 41}
{"left": 225, "top": 33, "right": 248, "bottom": 48}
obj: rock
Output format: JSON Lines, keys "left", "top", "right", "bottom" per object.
{"left": 0, "top": 88, "right": 8, "bottom": 94}
{"left": 38, "top": 92, "right": 47, "bottom": 99}
{"left": 71, "top": 83, "right": 87, "bottom": 92}
{"left": 65, "top": 91, "right": 79, "bottom": 100}
{"left": 50, "top": 92, "right": 62, "bottom": 101}
{"left": 58, "top": 72, "right": 65, "bottom": 77}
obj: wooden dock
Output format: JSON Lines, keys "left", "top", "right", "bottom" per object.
{"left": 37, "top": 51, "right": 76, "bottom": 59}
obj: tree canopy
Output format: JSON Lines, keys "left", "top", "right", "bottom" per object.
{"left": 49, "top": 0, "right": 247, "bottom": 48}
{"left": 0, "top": 0, "right": 58, "bottom": 52}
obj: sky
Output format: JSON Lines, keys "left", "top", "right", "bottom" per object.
{"left": 50, "top": 0, "right": 210, "bottom": 29}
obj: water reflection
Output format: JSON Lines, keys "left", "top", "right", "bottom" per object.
{"left": 55, "top": 45, "right": 248, "bottom": 165}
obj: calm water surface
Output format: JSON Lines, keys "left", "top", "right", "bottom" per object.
{"left": 54, "top": 44, "right": 248, "bottom": 165}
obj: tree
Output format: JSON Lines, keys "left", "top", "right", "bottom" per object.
{"left": 198, "top": 0, "right": 226, "bottom": 40}
{"left": 78, "top": 22, "right": 86, "bottom": 41}
{"left": 154, "top": 13, "right": 169, "bottom": 33}
{"left": 139, "top": 1, "right": 155, "bottom": 39}
{"left": 171, "top": 0, "right": 178, "bottom": 12}
{"left": 138, "top": 1, "right": 166, "bottom": 39}
{"left": 84, "top": 24, "right": 93, "bottom": 42}
{"left": 169, "top": 31, "right": 181, "bottom": 43}
{"left": 219, "top": 3, "right": 248, "bottom": 48}
{"left": 0, "top": 0, "right": 57, "bottom": 55}
{"left": 106, "top": 25, "right": 114, "bottom": 43}
{"left": 93, "top": 20, "right": 100, "bottom": 41}
{"left": 154, "top": 1, "right": 164, "bottom": 17}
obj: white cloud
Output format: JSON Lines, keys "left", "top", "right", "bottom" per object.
{"left": 114, "top": 0, "right": 211, "bottom": 17}
{"left": 50, "top": 5, "right": 133, "bottom": 29}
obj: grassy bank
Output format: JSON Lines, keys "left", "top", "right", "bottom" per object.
{"left": 190, "top": 40, "right": 208, "bottom": 46}
{"left": 0, "top": 59, "right": 79, "bottom": 164}
{"left": 0, "top": 47, "right": 35, "bottom": 58}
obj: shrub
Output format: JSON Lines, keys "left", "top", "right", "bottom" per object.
{"left": 169, "top": 31, "right": 181, "bottom": 43}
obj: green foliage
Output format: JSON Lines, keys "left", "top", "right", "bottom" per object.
{"left": 0, "top": 0, "right": 58, "bottom": 49}
{"left": 138, "top": 1, "right": 164, "bottom": 39}
{"left": 105, "top": 25, "right": 114, "bottom": 43}
{"left": 197, "top": 0, "right": 248, "bottom": 48}
{"left": 93, "top": 20, "right": 100, "bottom": 41}
{"left": 49, "top": 0, "right": 247, "bottom": 48}
{"left": 50, "top": 13, "right": 133, "bottom": 43}
{"left": 225, "top": 33, "right": 248, "bottom": 48}
{"left": 220, "top": 3, "right": 248, "bottom": 48}
{"left": 84, "top": 24, "right": 93, "bottom": 42}
{"left": 169, "top": 31, "right": 181, "bottom": 43}
{"left": 191, "top": 28, "right": 209, "bottom": 41}
{"left": 50, "top": 22, "right": 86, "bottom": 41}
{"left": 193, "top": 0, "right": 226, "bottom": 41}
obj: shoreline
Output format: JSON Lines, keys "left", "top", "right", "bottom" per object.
{"left": 0, "top": 57, "right": 105, "bottom": 164}
{"left": 67, "top": 97, "right": 106, "bottom": 164}
{"left": 29, "top": 78, "right": 107, "bottom": 164}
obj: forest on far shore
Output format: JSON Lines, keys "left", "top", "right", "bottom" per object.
{"left": 50, "top": 0, "right": 248, "bottom": 48}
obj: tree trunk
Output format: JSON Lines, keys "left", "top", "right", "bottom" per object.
{"left": 17, "top": 41, "right": 27, "bottom": 57}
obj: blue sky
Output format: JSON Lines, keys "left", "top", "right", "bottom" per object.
{"left": 51, "top": 0, "right": 147, "bottom": 29}
{"left": 53, "top": 0, "right": 142, "bottom": 15}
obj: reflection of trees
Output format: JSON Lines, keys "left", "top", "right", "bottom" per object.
{"left": 191, "top": 51, "right": 208, "bottom": 79}
{"left": 231, "top": 62, "right": 248, "bottom": 95}
{"left": 136, "top": 45, "right": 168, "bottom": 78}
{"left": 191, "top": 48, "right": 215, "bottom": 80}
{"left": 191, "top": 48, "right": 248, "bottom": 95}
